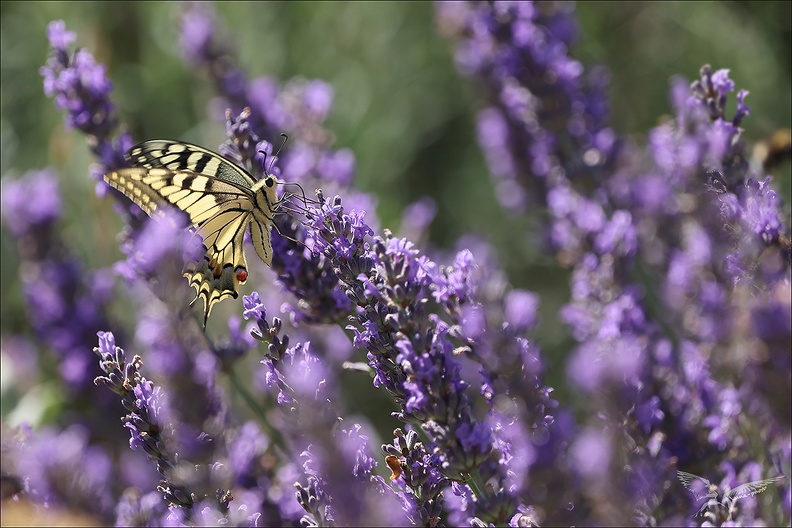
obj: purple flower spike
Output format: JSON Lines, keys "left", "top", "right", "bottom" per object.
{"left": 302, "top": 190, "right": 554, "bottom": 524}
{"left": 440, "top": 2, "right": 789, "bottom": 525}
{"left": 1, "top": 168, "right": 113, "bottom": 392}
{"left": 5, "top": 6, "right": 785, "bottom": 528}
{"left": 94, "top": 333, "right": 179, "bottom": 489}
{"left": 0, "top": 168, "right": 61, "bottom": 237}
{"left": 40, "top": 21, "right": 131, "bottom": 195}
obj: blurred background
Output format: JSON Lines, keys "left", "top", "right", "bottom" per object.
{"left": 2, "top": 2, "right": 790, "bottom": 414}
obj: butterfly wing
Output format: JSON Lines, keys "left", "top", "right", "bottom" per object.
{"left": 726, "top": 475, "right": 785, "bottom": 502}
{"left": 185, "top": 204, "right": 252, "bottom": 325}
{"left": 126, "top": 139, "right": 279, "bottom": 265}
{"left": 125, "top": 139, "right": 257, "bottom": 189}
{"left": 104, "top": 164, "right": 257, "bottom": 325}
{"left": 677, "top": 471, "right": 717, "bottom": 502}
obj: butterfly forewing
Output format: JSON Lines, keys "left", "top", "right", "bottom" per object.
{"left": 125, "top": 140, "right": 257, "bottom": 189}
{"left": 104, "top": 140, "right": 279, "bottom": 325}
{"left": 727, "top": 476, "right": 785, "bottom": 501}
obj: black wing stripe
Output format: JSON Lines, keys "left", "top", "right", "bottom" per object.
{"left": 191, "top": 153, "right": 211, "bottom": 174}
{"left": 164, "top": 188, "right": 192, "bottom": 203}
{"left": 176, "top": 193, "right": 213, "bottom": 214}
{"left": 188, "top": 198, "right": 252, "bottom": 226}
{"left": 108, "top": 140, "right": 278, "bottom": 324}
{"left": 126, "top": 139, "right": 256, "bottom": 190}
{"left": 198, "top": 210, "right": 251, "bottom": 253}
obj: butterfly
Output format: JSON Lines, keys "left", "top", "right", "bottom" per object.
{"left": 104, "top": 140, "right": 280, "bottom": 326}
{"left": 677, "top": 470, "right": 785, "bottom": 519}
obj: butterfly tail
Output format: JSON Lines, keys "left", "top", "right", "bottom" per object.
{"left": 186, "top": 290, "right": 208, "bottom": 329}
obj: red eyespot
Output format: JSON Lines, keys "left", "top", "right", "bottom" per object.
{"left": 213, "top": 265, "right": 222, "bottom": 277}
{"left": 235, "top": 268, "right": 248, "bottom": 283}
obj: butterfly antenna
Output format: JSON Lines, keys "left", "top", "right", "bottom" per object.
{"left": 262, "top": 133, "right": 289, "bottom": 176}
{"left": 259, "top": 150, "right": 268, "bottom": 173}
{"left": 258, "top": 134, "right": 315, "bottom": 210}
{"left": 273, "top": 133, "right": 288, "bottom": 160}
{"left": 257, "top": 134, "right": 289, "bottom": 179}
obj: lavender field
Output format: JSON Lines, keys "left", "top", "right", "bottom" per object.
{"left": 1, "top": 2, "right": 790, "bottom": 526}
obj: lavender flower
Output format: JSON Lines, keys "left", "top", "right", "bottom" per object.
{"left": 220, "top": 107, "right": 353, "bottom": 326}
{"left": 115, "top": 489, "right": 170, "bottom": 526}
{"left": 382, "top": 428, "right": 446, "bottom": 527}
{"left": 0, "top": 168, "right": 61, "bottom": 237}
{"left": 93, "top": 332, "right": 189, "bottom": 506}
{"left": 93, "top": 331, "right": 269, "bottom": 524}
{"left": 303, "top": 191, "right": 557, "bottom": 524}
{"left": 441, "top": 2, "right": 790, "bottom": 525}
{"left": 4, "top": 4, "right": 788, "bottom": 527}
{"left": 1, "top": 424, "right": 116, "bottom": 520}
{"left": 438, "top": 1, "right": 617, "bottom": 213}
{"left": 243, "top": 292, "right": 406, "bottom": 526}
{"left": 0, "top": 169, "right": 114, "bottom": 392}
{"left": 40, "top": 20, "right": 132, "bottom": 196}
{"left": 179, "top": 4, "right": 354, "bottom": 189}
{"left": 430, "top": 241, "right": 562, "bottom": 522}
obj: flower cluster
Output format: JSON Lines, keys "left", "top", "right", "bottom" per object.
{"left": 1, "top": 3, "right": 789, "bottom": 527}
{"left": 303, "top": 190, "right": 558, "bottom": 524}
{"left": 0, "top": 169, "right": 113, "bottom": 392}
{"left": 243, "top": 292, "right": 406, "bottom": 526}
{"left": 439, "top": 1, "right": 790, "bottom": 525}
{"left": 93, "top": 332, "right": 184, "bottom": 504}
{"left": 39, "top": 20, "right": 131, "bottom": 196}
{"left": 382, "top": 428, "right": 446, "bottom": 527}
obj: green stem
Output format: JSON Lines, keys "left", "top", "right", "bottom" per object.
{"left": 462, "top": 469, "right": 487, "bottom": 499}
{"left": 228, "top": 367, "right": 291, "bottom": 457}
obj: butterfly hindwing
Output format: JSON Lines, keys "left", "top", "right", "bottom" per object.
{"left": 185, "top": 207, "right": 251, "bottom": 325}
{"left": 104, "top": 140, "right": 280, "bottom": 325}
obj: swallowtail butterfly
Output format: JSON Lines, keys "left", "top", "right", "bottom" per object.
{"left": 104, "top": 140, "right": 279, "bottom": 326}
{"left": 677, "top": 470, "right": 785, "bottom": 519}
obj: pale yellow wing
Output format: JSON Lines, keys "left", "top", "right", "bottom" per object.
{"left": 104, "top": 139, "right": 279, "bottom": 325}
{"left": 104, "top": 166, "right": 255, "bottom": 325}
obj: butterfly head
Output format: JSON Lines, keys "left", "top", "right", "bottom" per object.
{"left": 250, "top": 171, "right": 279, "bottom": 209}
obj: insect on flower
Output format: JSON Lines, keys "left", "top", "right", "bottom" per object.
{"left": 677, "top": 470, "right": 786, "bottom": 521}
{"left": 104, "top": 135, "right": 312, "bottom": 326}
{"left": 385, "top": 455, "right": 403, "bottom": 481}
